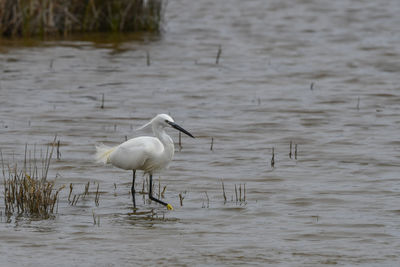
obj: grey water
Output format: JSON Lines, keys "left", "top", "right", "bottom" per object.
{"left": 1, "top": 0, "right": 400, "bottom": 266}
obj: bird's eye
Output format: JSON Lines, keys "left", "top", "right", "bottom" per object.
{"left": 165, "top": 120, "right": 169, "bottom": 123}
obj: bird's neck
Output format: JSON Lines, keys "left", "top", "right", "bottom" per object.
{"left": 153, "top": 125, "right": 174, "bottom": 150}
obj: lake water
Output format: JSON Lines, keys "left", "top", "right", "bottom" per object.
{"left": 1, "top": 0, "right": 400, "bottom": 266}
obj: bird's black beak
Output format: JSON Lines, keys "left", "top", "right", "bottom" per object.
{"left": 167, "top": 121, "right": 195, "bottom": 138}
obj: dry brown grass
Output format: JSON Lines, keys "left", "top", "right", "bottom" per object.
{"left": 3, "top": 171, "right": 64, "bottom": 218}
{"left": 1, "top": 137, "right": 65, "bottom": 218}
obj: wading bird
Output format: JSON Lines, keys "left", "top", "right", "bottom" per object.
{"left": 95, "top": 114, "right": 194, "bottom": 210}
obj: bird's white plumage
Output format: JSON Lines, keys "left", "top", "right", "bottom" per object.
{"left": 109, "top": 136, "right": 172, "bottom": 173}
{"left": 95, "top": 114, "right": 178, "bottom": 174}
{"left": 95, "top": 113, "right": 194, "bottom": 210}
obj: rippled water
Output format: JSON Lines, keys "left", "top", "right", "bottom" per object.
{"left": 1, "top": 0, "right": 400, "bottom": 265}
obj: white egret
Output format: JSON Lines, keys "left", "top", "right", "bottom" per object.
{"left": 95, "top": 114, "right": 194, "bottom": 210}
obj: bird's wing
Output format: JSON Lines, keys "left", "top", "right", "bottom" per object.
{"left": 109, "top": 137, "right": 162, "bottom": 171}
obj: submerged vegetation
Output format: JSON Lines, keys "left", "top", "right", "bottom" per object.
{"left": 0, "top": 0, "right": 164, "bottom": 37}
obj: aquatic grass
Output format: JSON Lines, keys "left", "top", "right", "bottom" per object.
{"left": 271, "top": 147, "right": 275, "bottom": 168}
{"left": 178, "top": 192, "right": 185, "bottom": 206}
{"left": 0, "top": 0, "right": 165, "bottom": 37}
{"left": 100, "top": 93, "right": 105, "bottom": 109}
{"left": 216, "top": 45, "right": 222, "bottom": 64}
{"left": 202, "top": 191, "right": 209, "bottom": 208}
{"left": 221, "top": 180, "right": 227, "bottom": 203}
{"left": 161, "top": 184, "right": 166, "bottom": 198}
{"left": 70, "top": 194, "right": 80, "bottom": 206}
{"left": 2, "top": 138, "right": 65, "bottom": 219}
{"left": 220, "top": 180, "right": 246, "bottom": 206}
{"left": 113, "top": 182, "right": 117, "bottom": 196}
{"left": 146, "top": 50, "right": 151, "bottom": 66}
{"left": 178, "top": 132, "right": 182, "bottom": 150}
{"left": 67, "top": 181, "right": 100, "bottom": 207}
{"left": 234, "top": 184, "right": 238, "bottom": 202}
{"left": 3, "top": 172, "right": 65, "bottom": 218}
{"left": 94, "top": 182, "right": 100, "bottom": 206}
{"left": 68, "top": 182, "right": 73, "bottom": 202}
{"left": 158, "top": 177, "right": 161, "bottom": 198}
{"left": 56, "top": 139, "right": 61, "bottom": 160}
{"left": 234, "top": 184, "right": 246, "bottom": 205}
{"left": 156, "top": 178, "right": 167, "bottom": 199}
{"left": 92, "top": 209, "right": 100, "bottom": 226}
{"left": 140, "top": 177, "right": 146, "bottom": 195}
{"left": 83, "top": 181, "right": 90, "bottom": 198}
{"left": 289, "top": 141, "right": 298, "bottom": 160}
{"left": 49, "top": 58, "right": 54, "bottom": 70}
{"left": 356, "top": 97, "right": 360, "bottom": 110}
{"left": 139, "top": 176, "right": 166, "bottom": 199}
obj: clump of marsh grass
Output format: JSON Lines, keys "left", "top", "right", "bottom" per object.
{"left": 0, "top": 0, "right": 165, "bottom": 37}
{"left": 3, "top": 173, "right": 65, "bottom": 218}
{"left": 2, "top": 138, "right": 65, "bottom": 219}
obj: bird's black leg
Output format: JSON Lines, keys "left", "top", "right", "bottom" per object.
{"left": 149, "top": 174, "right": 173, "bottom": 210}
{"left": 131, "top": 170, "right": 136, "bottom": 209}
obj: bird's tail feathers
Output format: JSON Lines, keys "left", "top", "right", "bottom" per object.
{"left": 95, "top": 144, "right": 115, "bottom": 164}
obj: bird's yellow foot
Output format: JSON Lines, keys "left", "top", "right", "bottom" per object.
{"left": 167, "top": 204, "right": 174, "bottom": 210}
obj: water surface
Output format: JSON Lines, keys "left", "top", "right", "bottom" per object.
{"left": 1, "top": 0, "right": 400, "bottom": 266}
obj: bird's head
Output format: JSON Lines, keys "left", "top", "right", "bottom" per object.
{"left": 159, "top": 114, "right": 195, "bottom": 138}
{"left": 138, "top": 114, "right": 194, "bottom": 138}
{"left": 154, "top": 114, "right": 175, "bottom": 127}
